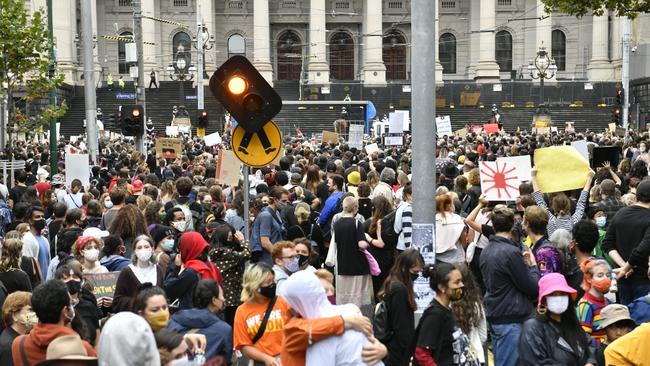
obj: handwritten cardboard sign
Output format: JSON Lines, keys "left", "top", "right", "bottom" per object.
{"left": 155, "top": 138, "right": 182, "bottom": 159}
{"left": 85, "top": 272, "right": 119, "bottom": 299}
{"left": 321, "top": 131, "right": 339, "bottom": 144}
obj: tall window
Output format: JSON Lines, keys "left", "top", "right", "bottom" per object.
{"left": 228, "top": 34, "right": 246, "bottom": 58}
{"left": 439, "top": 33, "right": 456, "bottom": 74}
{"left": 552, "top": 29, "right": 566, "bottom": 71}
{"left": 277, "top": 30, "right": 302, "bottom": 80}
{"left": 329, "top": 32, "right": 354, "bottom": 80}
{"left": 172, "top": 31, "right": 192, "bottom": 67}
{"left": 118, "top": 31, "right": 133, "bottom": 74}
{"left": 383, "top": 31, "right": 407, "bottom": 80}
{"left": 495, "top": 30, "right": 513, "bottom": 71}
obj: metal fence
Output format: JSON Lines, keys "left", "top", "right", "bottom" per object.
{"left": 0, "top": 160, "right": 26, "bottom": 189}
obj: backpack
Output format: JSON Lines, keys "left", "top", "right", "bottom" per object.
{"left": 290, "top": 222, "right": 318, "bottom": 251}
{"left": 171, "top": 199, "right": 200, "bottom": 232}
{"left": 373, "top": 300, "right": 392, "bottom": 342}
{"left": 0, "top": 203, "right": 12, "bottom": 239}
{"left": 380, "top": 210, "right": 402, "bottom": 249}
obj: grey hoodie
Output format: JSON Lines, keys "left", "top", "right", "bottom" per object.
{"left": 98, "top": 312, "right": 161, "bottom": 366}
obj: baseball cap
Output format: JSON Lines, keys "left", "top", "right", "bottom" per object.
{"left": 636, "top": 180, "right": 650, "bottom": 202}
{"left": 537, "top": 272, "right": 577, "bottom": 306}
{"left": 82, "top": 227, "right": 110, "bottom": 239}
{"left": 598, "top": 304, "right": 635, "bottom": 330}
{"left": 132, "top": 180, "right": 144, "bottom": 194}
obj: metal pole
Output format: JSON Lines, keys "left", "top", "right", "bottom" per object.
{"left": 81, "top": 0, "right": 98, "bottom": 163}
{"left": 47, "top": 0, "right": 58, "bottom": 174}
{"left": 411, "top": 0, "right": 436, "bottom": 224}
{"left": 196, "top": 6, "right": 204, "bottom": 110}
{"left": 622, "top": 17, "right": 631, "bottom": 130}
{"left": 0, "top": 94, "right": 6, "bottom": 149}
{"left": 539, "top": 72, "right": 546, "bottom": 107}
{"left": 243, "top": 165, "right": 250, "bottom": 242}
{"left": 133, "top": 0, "right": 146, "bottom": 155}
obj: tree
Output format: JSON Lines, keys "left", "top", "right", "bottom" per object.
{"left": 542, "top": 0, "right": 650, "bottom": 19}
{"left": 0, "top": 0, "right": 65, "bottom": 137}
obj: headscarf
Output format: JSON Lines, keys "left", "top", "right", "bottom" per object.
{"left": 179, "top": 232, "right": 222, "bottom": 284}
{"left": 98, "top": 312, "right": 160, "bottom": 366}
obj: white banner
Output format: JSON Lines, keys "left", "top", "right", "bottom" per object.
{"left": 348, "top": 124, "right": 364, "bottom": 150}
{"left": 364, "top": 143, "right": 380, "bottom": 155}
{"left": 388, "top": 112, "right": 404, "bottom": 134}
{"left": 384, "top": 135, "right": 403, "bottom": 146}
{"left": 496, "top": 155, "right": 532, "bottom": 182}
{"left": 203, "top": 132, "right": 223, "bottom": 146}
{"left": 436, "top": 115, "right": 453, "bottom": 136}
{"left": 65, "top": 154, "right": 90, "bottom": 189}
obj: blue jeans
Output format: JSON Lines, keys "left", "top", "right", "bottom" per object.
{"left": 489, "top": 322, "right": 522, "bottom": 366}
{"left": 619, "top": 280, "right": 650, "bottom": 305}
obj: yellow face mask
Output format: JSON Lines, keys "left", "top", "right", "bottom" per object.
{"left": 147, "top": 310, "right": 170, "bottom": 331}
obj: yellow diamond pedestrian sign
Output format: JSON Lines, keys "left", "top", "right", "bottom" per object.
{"left": 231, "top": 121, "right": 282, "bottom": 167}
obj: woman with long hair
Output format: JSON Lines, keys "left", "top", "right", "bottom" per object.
{"left": 379, "top": 249, "right": 424, "bottom": 366}
{"left": 144, "top": 201, "right": 165, "bottom": 230}
{"left": 85, "top": 200, "right": 103, "bottom": 229}
{"left": 364, "top": 195, "right": 394, "bottom": 301}
{"left": 224, "top": 190, "right": 246, "bottom": 233}
{"left": 518, "top": 273, "right": 595, "bottom": 365}
{"left": 233, "top": 263, "right": 290, "bottom": 366}
{"left": 435, "top": 193, "right": 470, "bottom": 264}
{"left": 209, "top": 223, "right": 250, "bottom": 326}
{"left": 305, "top": 164, "right": 322, "bottom": 197}
{"left": 109, "top": 204, "right": 149, "bottom": 257}
{"left": 160, "top": 180, "right": 176, "bottom": 205}
{"left": 0, "top": 239, "right": 32, "bottom": 293}
{"left": 414, "top": 262, "right": 478, "bottom": 365}
{"left": 113, "top": 235, "right": 164, "bottom": 313}
{"left": 450, "top": 265, "right": 487, "bottom": 365}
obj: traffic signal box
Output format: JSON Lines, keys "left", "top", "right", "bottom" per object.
{"left": 120, "top": 105, "right": 144, "bottom": 136}
{"left": 209, "top": 55, "right": 282, "bottom": 134}
{"left": 197, "top": 110, "right": 208, "bottom": 128}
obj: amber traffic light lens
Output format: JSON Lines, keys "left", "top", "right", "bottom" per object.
{"left": 227, "top": 76, "right": 247, "bottom": 95}
{"left": 242, "top": 94, "right": 264, "bottom": 112}
{"left": 132, "top": 109, "right": 141, "bottom": 117}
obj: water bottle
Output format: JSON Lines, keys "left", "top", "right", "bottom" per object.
{"left": 193, "top": 352, "right": 205, "bottom": 366}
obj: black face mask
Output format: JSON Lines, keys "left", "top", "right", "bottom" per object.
{"left": 409, "top": 272, "right": 420, "bottom": 283}
{"left": 298, "top": 254, "right": 310, "bottom": 267}
{"left": 34, "top": 219, "right": 46, "bottom": 231}
{"left": 258, "top": 283, "right": 277, "bottom": 299}
{"left": 66, "top": 280, "right": 81, "bottom": 295}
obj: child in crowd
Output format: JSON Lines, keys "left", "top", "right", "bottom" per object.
{"left": 577, "top": 258, "right": 612, "bottom": 346}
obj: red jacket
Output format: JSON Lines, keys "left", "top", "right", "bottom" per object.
{"left": 12, "top": 323, "right": 96, "bottom": 366}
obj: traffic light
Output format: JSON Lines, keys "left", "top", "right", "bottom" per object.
{"left": 612, "top": 108, "right": 620, "bottom": 124}
{"left": 616, "top": 89, "right": 624, "bottom": 105}
{"left": 209, "top": 55, "right": 282, "bottom": 133}
{"left": 197, "top": 109, "right": 208, "bottom": 128}
{"left": 120, "top": 105, "right": 144, "bottom": 136}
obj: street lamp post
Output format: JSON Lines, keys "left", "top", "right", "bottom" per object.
{"left": 166, "top": 50, "right": 195, "bottom": 106}
{"left": 528, "top": 45, "right": 557, "bottom": 113}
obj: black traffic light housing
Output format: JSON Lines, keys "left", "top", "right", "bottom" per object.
{"left": 612, "top": 108, "right": 620, "bottom": 124}
{"left": 616, "top": 89, "right": 624, "bottom": 105}
{"left": 209, "top": 55, "right": 282, "bottom": 133}
{"left": 197, "top": 109, "right": 208, "bottom": 128}
{"left": 120, "top": 105, "right": 144, "bottom": 136}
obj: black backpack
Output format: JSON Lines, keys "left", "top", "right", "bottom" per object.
{"left": 373, "top": 300, "right": 392, "bottom": 342}
{"left": 380, "top": 210, "right": 402, "bottom": 249}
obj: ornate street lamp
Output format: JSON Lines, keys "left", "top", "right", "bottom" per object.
{"left": 528, "top": 44, "right": 557, "bottom": 113}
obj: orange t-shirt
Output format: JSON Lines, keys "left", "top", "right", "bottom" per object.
{"left": 233, "top": 296, "right": 291, "bottom": 357}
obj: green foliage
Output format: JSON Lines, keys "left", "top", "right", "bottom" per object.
{"left": 542, "top": 0, "right": 650, "bottom": 19}
{"left": 0, "top": 0, "right": 65, "bottom": 132}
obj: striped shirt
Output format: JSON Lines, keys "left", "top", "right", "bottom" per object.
{"left": 577, "top": 291, "right": 609, "bottom": 347}
{"left": 395, "top": 201, "right": 412, "bottom": 250}
{"left": 533, "top": 190, "right": 589, "bottom": 237}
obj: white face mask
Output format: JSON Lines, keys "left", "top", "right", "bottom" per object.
{"left": 83, "top": 248, "right": 100, "bottom": 262}
{"left": 545, "top": 295, "right": 569, "bottom": 315}
{"left": 171, "top": 220, "right": 186, "bottom": 232}
{"left": 135, "top": 248, "right": 153, "bottom": 263}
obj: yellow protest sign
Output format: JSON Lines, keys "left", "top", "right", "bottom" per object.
{"left": 534, "top": 146, "right": 590, "bottom": 193}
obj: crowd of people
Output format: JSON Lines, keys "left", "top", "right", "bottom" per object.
{"left": 0, "top": 124, "right": 648, "bottom": 365}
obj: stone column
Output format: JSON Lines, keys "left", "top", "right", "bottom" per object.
{"left": 307, "top": 0, "right": 329, "bottom": 85}
{"left": 434, "top": 0, "right": 443, "bottom": 84}
{"left": 535, "top": 2, "right": 555, "bottom": 83}
{"left": 90, "top": 0, "right": 102, "bottom": 79}
{"left": 361, "top": 0, "right": 386, "bottom": 86}
{"left": 141, "top": 0, "right": 157, "bottom": 74}
{"left": 466, "top": 0, "right": 480, "bottom": 79}
{"left": 587, "top": 11, "right": 612, "bottom": 80}
{"left": 610, "top": 16, "right": 622, "bottom": 79}
{"left": 52, "top": 0, "right": 77, "bottom": 83}
{"left": 197, "top": 0, "right": 216, "bottom": 75}
{"left": 474, "top": 0, "right": 500, "bottom": 83}
{"left": 253, "top": 0, "right": 273, "bottom": 84}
